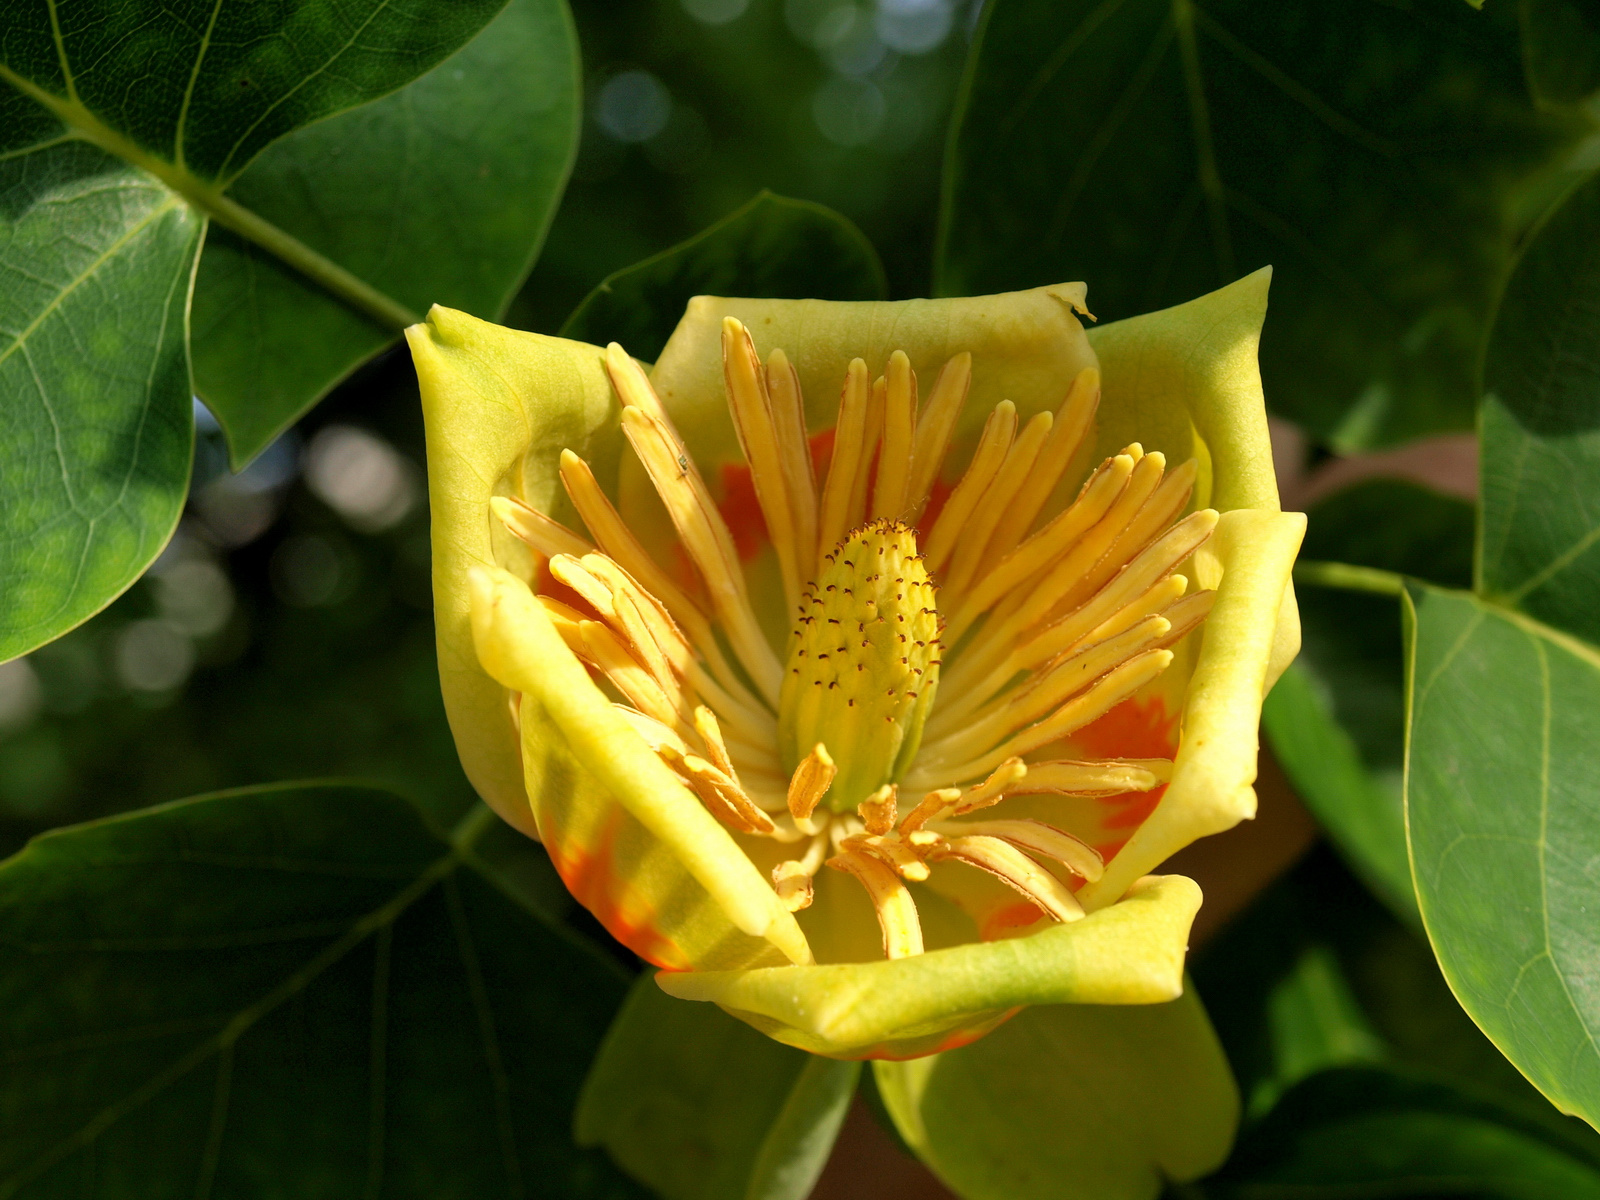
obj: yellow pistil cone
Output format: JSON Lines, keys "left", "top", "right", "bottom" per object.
{"left": 408, "top": 271, "right": 1305, "bottom": 1060}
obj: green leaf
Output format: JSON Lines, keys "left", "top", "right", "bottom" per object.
{"left": 0, "top": 0, "right": 577, "bottom": 657}
{"left": 1403, "top": 583, "right": 1600, "bottom": 1128}
{"left": 1401, "top": 166, "right": 1600, "bottom": 1129}
{"left": 0, "top": 141, "right": 202, "bottom": 663}
{"left": 192, "top": 0, "right": 580, "bottom": 464}
{"left": 936, "top": 0, "right": 1581, "bottom": 448}
{"left": 1523, "top": 0, "right": 1600, "bottom": 106}
{"left": 0, "top": 0, "right": 504, "bottom": 184}
{"left": 1207, "top": 1065, "right": 1600, "bottom": 1199}
{"left": 560, "top": 191, "right": 888, "bottom": 364}
{"left": 1480, "top": 170, "right": 1600, "bottom": 647}
{"left": 0, "top": 783, "right": 644, "bottom": 1197}
{"left": 576, "top": 975, "right": 857, "bottom": 1200}
{"left": 1264, "top": 480, "right": 1474, "bottom": 925}
{"left": 873, "top": 990, "right": 1237, "bottom": 1200}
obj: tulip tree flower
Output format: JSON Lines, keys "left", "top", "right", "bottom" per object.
{"left": 407, "top": 270, "right": 1303, "bottom": 1065}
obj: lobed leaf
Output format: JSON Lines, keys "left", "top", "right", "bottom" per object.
{"left": 937, "top": 0, "right": 1580, "bottom": 448}
{"left": 0, "top": 782, "right": 641, "bottom": 1197}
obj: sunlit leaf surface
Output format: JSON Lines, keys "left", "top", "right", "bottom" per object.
{"left": 0, "top": 140, "right": 201, "bottom": 663}
{"left": 0, "top": 782, "right": 642, "bottom": 1197}
{"left": 1407, "top": 169, "right": 1600, "bottom": 1128}
{"left": 193, "top": 0, "right": 580, "bottom": 464}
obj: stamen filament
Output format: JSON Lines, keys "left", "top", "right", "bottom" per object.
{"left": 934, "top": 818, "right": 1104, "bottom": 882}
{"left": 828, "top": 850, "right": 925, "bottom": 958}
{"left": 941, "top": 409, "right": 1054, "bottom": 602}
{"left": 926, "top": 835, "right": 1084, "bottom": 922}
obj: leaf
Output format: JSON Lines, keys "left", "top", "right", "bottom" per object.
{"left": 559, "top": 191, "right": 888, "bottom": 364}
{"left": 1523, "top": 0, "right": 1600, "bottom": 106}
{"left": 1206, "top": 1065, "right": 1600, "bottom": 1199}
{"left": 1403, "top": 584, "right": 1600, "bottom": 1128}
{"left": 1401, "top": 165, "right": 1600, "bottom": 1130}
{"left": 575, "top": 975, "right": 857, "bottom": 1200}
{"left": 0, "top": 141, "right": 202, "bottom": 663}
{"left": 0, "top": 0, "right": 575, "bottom": 657}
{"left": 192, "top": 0, "right": 580, "bottom": 464}
{"left": 1264, "top": 480, "right": 1474, "bottom": 925}
{"left": 0, "top": 783, "right": 644, "bottom": 1197}
{"left": 1480, "top": 170, "right": 1600, "bottom": 647}
{"left": 0, "top": 0, "right": 504, "bottom": 185}
{"left": 872, "top": 990, "right": 1238, "bottom": 1200}
{"left": 936, "top": 0, "right": 1581, "bottom": 448}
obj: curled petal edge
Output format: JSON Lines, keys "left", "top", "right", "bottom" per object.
{"left": 655, "top": 873, "right": 1201, "bottom": 1060}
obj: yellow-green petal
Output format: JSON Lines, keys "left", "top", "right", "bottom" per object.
{"left": 873, "top": 986, "right": 1237, "bottom": 1200}
{"left": 408, "top": 306, "right": 620, "bottom": 838}
{"left": 654, "top": 874, "right": 1200, "bottom": 1059}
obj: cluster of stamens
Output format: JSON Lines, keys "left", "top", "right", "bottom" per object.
{"left": 494, "top": 316, "right": 1217, "bottom": 961}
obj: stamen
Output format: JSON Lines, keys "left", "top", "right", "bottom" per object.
{"left": 490, "top": 495, "right": 593, "bottom": 559}
{"left": 871, "top": 351, "right": 917, "bottom": 520}
{"left": 578, "top": 619, "right": 681, "bottom": 727}
{"left": 621, "top": 406, "right": 784, "bottom": 705}
{"left": 923, "top": 401, "right": 1017, "bottom": 575}
{"left": 943, "top": 449, "right": 1136, "bottom": 646}
{"left": 787, "top": 743, "right": 836, "bottom": 823}
{"left": 858, "top": 783, "right": 899, "bottom": 835}
{"left": 1010, "top": 758, "right": 1173, "bottom": 796}
{"left": 905, "top": 353, "right": 972, "bottom": 520}
{"left": 935, "top": 818, "right": 1104, "bottom": 882}
{"left": 766, "top": 349, "right": 819, "bottom": 587}
{"left": 842, "top": 831, "right": 930, "bottom": 881}
{"left": 926, "top": 835, "right": 1084, "bottom": 922}
{"left": 1045, "top": 458, "right": 1198, "bottom": 624}
{"left": 976, "top": 367, "right": 1100, "bottom": 576}
{"left": 724, "top": 319, "right": 803, "bottom": 613}
{"left": 954, "top": 757, "right": 1029, "bottom": 814}
{"left": 604, "top": 343, "right": 681, "bottom": 444}
{"left": 816, "top": 360, "right": 872, "bottom": 559}
{"left": 900, "top": 787, "right": 961, "bottom": 834}
{"left": 941, "top": 408, "right": 1054, "bottom": 601}
{"left": 910, "top": 649, "right": 1172, "bottom": 787}
{"left": 693, "top": 705, "right": 739, "bottom": 780}
{"left": 849, "top": 376, "right": 886, "bottom": 530}
{"left": 666, "top": 748, "right": 778, "bottom": 835}
{"left": 771, "top": 830, "right": 831, "bottom": 910}
{"left": 827, "top": 850, "right": 925, "bottom": 958}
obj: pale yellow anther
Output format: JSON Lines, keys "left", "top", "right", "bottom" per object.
{"left": 871, "top": 350, "right": 916, "bottom": 520}
{"left": 906, "top": 352, "right": 972, "bottom": 519}
{"left": 786, "top": 743, "right": 836, "bottom": 823}
{"left": 828, "top": 850, "right": 925, "bottom": 958}
{"left": 900, "top": 787, "right": 961, "bottom": 834}
{"left": 765, "top": 348, "right": 819, "bottom": 587}
{"left": 604, "top": 343, "right": 680, "bottom": 441}
{"left": 940, "top": 818, "right": 1104, "bottom": 882}
{"left": 927, "top": 835, "right": 1085, "bottom": 923}
{"left": 954, "top": 757, "right": 1029, "bottom": 815}
{"left": 693, "top": 705, "right": 738, "bottom": 781}
{"left": 844, "top": 831, "right": 931, "bottom": 882}
{"left": 670, "top": 750, "right": 777, "bottom": 836}
{"left": 724, "top": 318, "right": 803, "bottom": 613}
{"left": 849, "top": 376, "right": 887, "bottom": 530}
{"left": 923, "top": 400, "right": 1017, "bottom": 575}
{"left": 577, "top": 619, "right": 680, "bottom": 727}
{"left": 1080, "top": 574, "right": 1189, "bottom": 650}
{"left": 771, "top": 860, "right": 815, "bottom": 911}
{"left": 490, "top": 494, "right": 593, "bottom": 560}
{"left": 977, "top": 367, "right": 1100, "bottom": 576}
{"left": 613, "top": 705, "right": 690, "bottom": 757}
{"left": 1155, "top": 589, "right": 1217, "bottom": 649}
{"left": 858, "top": 783, "right": 899, "bottom": 835}
{"left": 816, "top": 359, "right": 872, "bottom": 560}
{"left": 620, "top": 406, "right": 783, "bottom": 705}
{"left": 941, "top": 408, "right": 1053, "bottom": 600}
{"left": 1051, "top": 457, "right": 1198, "bottom": 622}
{"left": 944, "top": 449, "right": 1136, "bottom": 646}
{"left": 1009, "top": 758, "right": 1172, "bottom": 797}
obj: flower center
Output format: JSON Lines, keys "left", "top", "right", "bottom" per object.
{"left": 779, "top": 519, "right": 942, "bottom": 813}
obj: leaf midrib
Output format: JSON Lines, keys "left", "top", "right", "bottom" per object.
{"left": 0, "top": 65, "right": 420, "bottom": 333}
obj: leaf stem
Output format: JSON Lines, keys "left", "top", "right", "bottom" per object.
{"left": 1295, "top": 559, "right": 1407, "bottom": 596}
{"left": 0, "top": 66, "right": 421, "bottom": 332}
